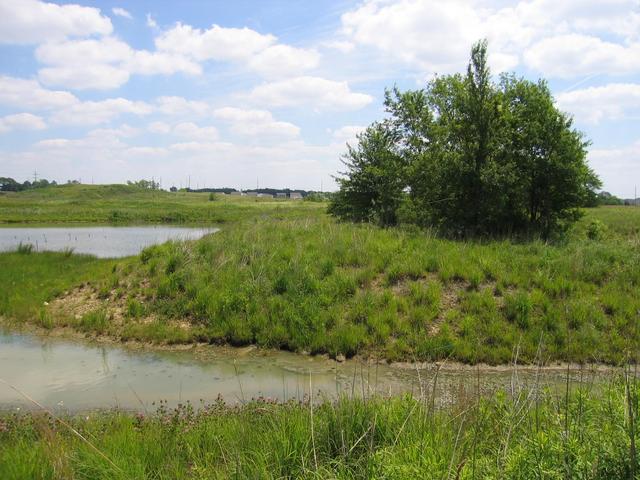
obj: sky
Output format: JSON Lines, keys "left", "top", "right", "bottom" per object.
{"left": 0, "top": 0, "right": 639, "bottom": 196}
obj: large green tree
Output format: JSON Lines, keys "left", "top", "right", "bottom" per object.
{"left": 330, "top": 40, "right": 600, "bottom": 237}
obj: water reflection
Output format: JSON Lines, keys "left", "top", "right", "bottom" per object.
{"left": 0, "top": 331, "right": 617, "bottom": 413}
{"left": 0, "top": 225, "right": 218, "bottom": 258}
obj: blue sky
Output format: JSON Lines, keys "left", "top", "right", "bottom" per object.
{"left": 0, "top": 0, "right": 639, "bottom": 196}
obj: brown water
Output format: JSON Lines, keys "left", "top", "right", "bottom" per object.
{"left": 0, "top": 331, "right": 615, "bottom": 413}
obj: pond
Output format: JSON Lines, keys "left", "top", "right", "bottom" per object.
{"left": 0, "top": 331, "right": 614, "bottom": 413}
{"left": 0, "top": 225, "right": 218, "bottom": 258}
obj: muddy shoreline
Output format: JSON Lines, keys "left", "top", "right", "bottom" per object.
{"left": 2, "top": 318, "right": 630, "bottom": 375}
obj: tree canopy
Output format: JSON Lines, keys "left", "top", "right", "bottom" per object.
{"left": 329, "top": 40, "right": 601, "bottom": 238}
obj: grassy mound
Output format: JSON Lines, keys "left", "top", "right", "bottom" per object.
{"left": 5, "top": 205, "right": 638, "bottom": 364}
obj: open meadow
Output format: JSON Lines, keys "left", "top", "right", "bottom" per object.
{"left": 1, "top": 185, "right": 638, "bottom": 479}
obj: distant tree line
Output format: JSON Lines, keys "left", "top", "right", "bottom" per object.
{"left": 329, "top": 41, "right": 601, "bottom": 238}
{"left": 0, "top": 177, "right": 57, "bottom": 192}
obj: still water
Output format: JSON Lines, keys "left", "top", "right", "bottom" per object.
{"left": 0, "top": 226, "right": 218, "bottom": 258}
{"left": 0, "top": 331, "right": 612, "bottom": 412}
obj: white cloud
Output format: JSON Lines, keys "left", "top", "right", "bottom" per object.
{"left": 0, "top": 113, "right": 47, "bottom": 133}
{"left": 213, "top": 107, "right": 300, "bottom": 138}
{"left": 127, "top": 51, "right": 202, "bottom": 76}
{"left": 0, "top": 0, "right": 112, "bottom": 44}
{"left": 524, "top": 34, "right": 640, "bottom": 78}
{"left": 589, "top": 141, "right": 640, "bottom": 197}
{"left": 112, "top": 7, "right": 132, "bottom": 20}
{"left": 51, "top": 98, "right": 153, "bottom": 125}
{"left": 155, "top": 23, "right": 276, "bottom": 62}
{"left": 248, "top": 76, "right": 373, "bottom": 111}
{"left": 87, "top": 124, "right": 139, "bottom": 138}
{"left": 342, "top": 0, "right": 484, "bottom": 74}
{"left": 557, "top": 83, "right": 640, "bottom": 124}
{"left": 339, "top": 0, "right": 640, "bottom": 78}
{"left": 35, "top": 37, "right": 201, "bottom": 90}
{"left": 146, "top": 13, "right": 158, "bottom": 28}
{"left": 247, "top": 45, "right": 320, "bottom": 77}
{"left": 0, "top": 75, "right": 78, "bottom": 110}
{"left": 322, "top": 40, "right": 355, "bottom": 53}
{"left": 172, "top": 122, "right": 219, "bottom": 141}
{"left": 126, "top": 146, "right": 167, "bottom": 156}
{"left": 154, "top": 96, "right": 211, "bottom": 116}
{"left": 39, "top": 64, "right": 131, "bottom": 90}
{"left": 148, "top": 121, "right": 171, "bottom": 134}
{"left": 331, "top": 125, "right": 366, "bottom": 144}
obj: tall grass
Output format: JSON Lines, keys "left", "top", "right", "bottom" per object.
{"left": 0, "top": 376, "right": 637, "bottom": 479}
{"left": 100, "top": 207, "right": 639, "bottom": 364}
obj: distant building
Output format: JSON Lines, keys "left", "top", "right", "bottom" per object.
{"left": 257, "top": 193, "right": 274, "bottom": 198}
{"left": 245, "top": 191, "right": 258, "bottom": 197}
{"left": 276, "top": 192, "right": 287, "bottom": 198}
{"left": 290, "top": 192, "right": 303, "bottom": 200}
{"left": 229, "top": 191, "right": 243, "bottom": 196}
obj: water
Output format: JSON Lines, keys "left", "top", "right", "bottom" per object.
{"left": 0, "top": 331, "right": 613, "bottom": 413}
{"left": 0, "top": 226, "right": 218, "bottom": 258}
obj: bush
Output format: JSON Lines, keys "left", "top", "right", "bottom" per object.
{"left": 586, "top": 219, "right": 607, "bottom": 240}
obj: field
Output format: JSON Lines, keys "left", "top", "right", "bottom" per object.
{"left": 0, "top": 184, "right": 324, "bottom": 224}
{"left": 1, "top": 185, "right": 639, "bottom": 364}
{"left": 1, "top": 185, "right": 639, "bottom": 479}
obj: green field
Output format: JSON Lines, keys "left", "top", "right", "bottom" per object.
{"left": 0, "top": 184, "right": 324, "bottom": 224}
{"left": 1, "top": 185, "right": 639, "bottom": 479}
{"left": 1, "top": 185, "right": 639, "bottom": 364}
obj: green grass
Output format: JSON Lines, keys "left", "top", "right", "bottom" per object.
{"left": 1, "top": 185, "right": 639, "bottom": 364}
{"left": 54, "top": 206, "right": 635, "bottom": 364}
{"left": 0, "top": 184, "right": 324, "bottom": 224}
{"left": 1, "top": 377, "right": 638, "bottom": 479}
{"left": 0, "top": 251, "right": 117, "bottom": 323}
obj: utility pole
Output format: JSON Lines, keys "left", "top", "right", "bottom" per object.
{"left": 32, "top": 170, "right": 38, "bottom": 183}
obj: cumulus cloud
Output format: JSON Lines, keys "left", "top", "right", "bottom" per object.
{"left": 154, "top": 96, "right": 211, "bottom": 116}
{"left": 35, "top": 37, "right": 201, "bottom": 90}
{"left": 339, "top": 0, "right": 640, "bottom": 78}
{"left": 172, "top": 122, "right": 219, "bottom": 141}
{"left": 50, "top": 98, "right": 153, "bottom": 125}
{"left": 0, "top": 113, "right": 47, "bottom": 133}
{"left": 112, "top": 7, "right": 132, "bottom": 20}
{"left": 148, "top": 121, "right": 171, "bottom": 134}
{"left": 557, "top": 83, "right": 640, "bottom": 124}
{"left": 524, "top": 34, "right": 640, "bottom": 78}
{"left": 331, "top": 125, "right": 366, "bottom": 144}
{"left": 247, "top": 45, "right": 320, "bottom": 77}
{"left": 0, "top": 75, "right": 78, "bottom": 110}
{"left": 248, "top": 76, "right": 373, "bottom": 111}
{"left": 213, "top": 107, "right": 300, "bottom": 138}
{"left": 155, "top": 22, "right": 319, "bottom": 78}
{"left": 155, "top": 23, "right": 276, "bottom": 62}
{"left": 0, "top": 0, "right": 112, "bottom": 44}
